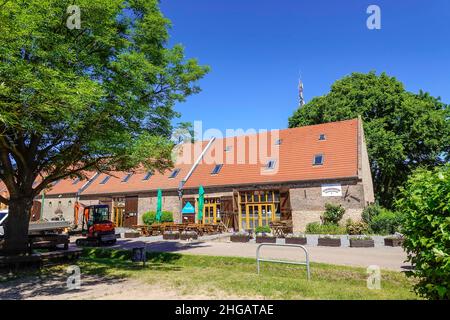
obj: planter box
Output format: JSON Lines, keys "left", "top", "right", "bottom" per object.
{"left": 384, "top": 238, "right": 404, "bottom": 247}
{"left": 349, "top": 239, "right": 374, "bottom": 248}
{"left": 180, "top": 232, "right": 198, "bottom": 240}
{"left": 163, "top": 232, "right": 180, "bottom": 240}
{"left": 256, "top": 236, "right": 276, "bottom": 244}
{"left": 318, "top": 238, "right": 341, "bottom": 247}
{"left": 123, "top": 232, "right": 140, "bottom": 239}
{"left": 230, "top": 235, "right": 251, "bottom": 243}
{"left": 285, "top": 237, "right": 307, "bottom": 245}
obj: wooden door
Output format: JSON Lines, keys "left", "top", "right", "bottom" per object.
{"left": 124, "top": 196, "right": 138, "bottom": 228}
{"left": 30, "top": 201, "right": 41, "bottom": 222}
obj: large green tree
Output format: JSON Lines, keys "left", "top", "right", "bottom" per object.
{"left": 289, "top": 72, "right": 449, "bottom": 207}
{"left": 0, "top": 0, "right": 209, "bottom": 254}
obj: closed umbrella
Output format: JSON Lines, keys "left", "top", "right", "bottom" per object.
{"left": 197, "top": 186, "right": 204, "bottom": 223}
{"left": 156, "top": 189, "right": 162, "bottom": 223}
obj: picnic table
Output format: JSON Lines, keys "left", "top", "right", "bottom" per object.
{"left": 270, "top": 221, "right": 293, "bottom": 238}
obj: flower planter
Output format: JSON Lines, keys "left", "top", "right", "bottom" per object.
{"left": 230, "top": 234, "right": 251, "bottom": 243}
{"left": 318, "top": 238, "right": 341, "bottom": 247}
{"left": 349, "top": 239, "right": 374, "bottom": 248}
{"left": 285, "top": 237, "right": 307, "bottom": 245}
{"left": 123, "top": 232, "right": 140, "bottom": 239}
{"left": 163, "top": 232, "right": 180, "bottom": 240}
{"left": 384, "top": 238, "right": 404, "bottom": 247}
{"left": 180, "top": 232, "right": 198, "bottom": 240}
{"left": 256, "top": 236, "right": 276, "bottom": 244}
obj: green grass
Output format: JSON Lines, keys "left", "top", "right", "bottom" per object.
{"left": 1, "top": 248, "right": 418, "bottom": 299}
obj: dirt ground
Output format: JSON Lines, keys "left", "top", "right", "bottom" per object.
{"left": 0, "top": 273, "right": 259, "bottom": 300}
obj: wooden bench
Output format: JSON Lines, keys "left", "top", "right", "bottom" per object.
{"left": 0, "top": 248, "right": 82, "bottom": 270}
{"left": 28, "top": 234, "right": 70, "bottom": 251}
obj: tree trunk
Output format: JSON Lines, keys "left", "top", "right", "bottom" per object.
{"left": 1, "top": 197, "right": 33, "bottom": 256}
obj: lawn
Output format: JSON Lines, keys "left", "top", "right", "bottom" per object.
{"left": 1, "top": 248, "right": 418, "bottom": 300}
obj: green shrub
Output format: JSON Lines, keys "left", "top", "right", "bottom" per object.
{"left": 305, "top": 222, "right": 346, "bottom": 235}
{"left": 362, "top": 203, "right": 383, "bottom": 224}
{"left": 345, "top": 219, "right": 369, "bottom": 235}
{"left": 396, "top": 165, "right": 450, "bottom": 300}
{"left": 255, "top": 225, "right": 271, "bottom": 234}
{"left": 142, "top": 211, "right": 174, "bottom": 225}
{"left": 369, "top": 208, "right": 403, "bottom": 235}
{"left": 321, "top": 203, "right": 345, "bottom": 225}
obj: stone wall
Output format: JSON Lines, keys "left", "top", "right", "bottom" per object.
{"left": 290, "top": 180, "right": 365, "bottom": 232}
{"left": 138, "top": 193, "right": 181, "bottom": 224}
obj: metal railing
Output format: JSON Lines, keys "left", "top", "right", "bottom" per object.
{"left": 256, "top": 243, "right": 311, "bottom": 280}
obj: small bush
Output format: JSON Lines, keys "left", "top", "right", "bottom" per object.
{"left": 345, "top": 219, "right": 369, "bottom": 235}
{"left": 321, "top": 203, "right": 346, "bottom": 225}
{"left": 362, "top": 203, "right": 383, "bottom": 224}
{"left": 255, "top": 225, "right": 271, "bottom": 234}
{"left": 396, "top": 165, "right": 450, "bottom": 300}
{"left": 369, "top": 209, "right": 403, "bottom": 235}
{"left": 142, "top": 211, "right": 174, "bottom": 225}
{"left": 305, "top": 222, "right": 346, "bottom": 235}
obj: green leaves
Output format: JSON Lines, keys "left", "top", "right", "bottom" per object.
{"left": 288, "top": 72, "right": 449, "bottom": 208}
{"left": 396, "top": 165, "right": 450, "bottom": 300}
{"left": 0, "top": 0, "right": 209, "bottom": 195}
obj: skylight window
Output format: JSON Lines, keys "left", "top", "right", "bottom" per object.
{"left": 224, "top": 146, "right": 232, "bottom": 152}
{"left": 72, "top": 178, "right": 80, "bottom": 185}
{"left": 313, "top": 154, "right": 324, "bottom": 166}
{"left": 319, "top": 134, "right": 326, "bottom": 141}
{"left": 211, "top": 164, "right": 223, "bottom": 175}
{"left": 266, "top": 160, "right": 276, "bottom": 170}
{"left": 169, "top": 169, "right": 180, "bottom": 179}
{"left": 99, "top": 176, "right": 110, "bottom": 185}
{"left": 122, "top": 173, "right": 133, "bottom": 183}
{"left": 275, "top": 139, "right": 282, "bottom": 145}
{"left": 142, "top": 172, "right": 153, "bottom": 181}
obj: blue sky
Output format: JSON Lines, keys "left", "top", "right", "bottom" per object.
{"left": 160, "top": 0, "right": 450, "bottom": 136}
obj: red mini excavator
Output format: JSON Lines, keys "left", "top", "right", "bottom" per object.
{"left": 75, "top": 204, "right": 116, "bottom": 247}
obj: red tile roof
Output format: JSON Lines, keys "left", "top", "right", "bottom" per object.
{"left": 44, "top": 172, "right": 98, "bottom": 196}
{"left": 183, "top": 119, "right": 359, "bottom": 189}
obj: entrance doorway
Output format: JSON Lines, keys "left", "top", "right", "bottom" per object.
{"left": 113, "top": 197, "right": 125, "bottom": 227}
{"left": 202, "top": 198, "right": 220, "bottom": 224}
{"left": 239, "top": 191, "right": 280, "bottom": 231}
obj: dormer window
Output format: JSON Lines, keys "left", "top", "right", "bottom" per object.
{"left": 313, "top": 154, "right": 324, "bottom": 166}
{"left": 266, "top": 160, "right": 276, "bottom": 170}
{"left": 142, "top": 172, "right": 153, "bottom": 181}
{"left": 275, "top": 139, "right": 282, "bottom": 145}
{"left": 319, "top": 134, "right": 326, "bottom": 141}
{"left": 99, "top": 176, "right": 110, "bottom": 185}
{"left": 122, "top": 173, "right": 133, "bottom": 183}
{"left": 211, "top": 164, "right": 223, "bottom": 175}
{"left": 169, "top": 169, "right": 180, "bottom": 179}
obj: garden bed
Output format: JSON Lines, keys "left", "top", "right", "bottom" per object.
{"left": 180, "top": 232, "right": 198, "bottom": 241}
{"left": 163, "top": 232, "right": 180, "bottom": 240}
{"left": 318, "top": 238, "right": 341, "bottom": 247}
{"left": 285, "top": 237, "right": 307, "bottom": 245}
{"left": 230, "top": 234, "right": 251, "bottom": 243}
{"left": 349, "top": 239, "right": 374, "bottom": 248}
{"left": 384, "top": 238, "right": 404, "bottom": 247}
{"left": 256, "top": 236, "right": 276, "bottom": 244}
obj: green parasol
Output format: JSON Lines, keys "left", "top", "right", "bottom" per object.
{"left": 197, "top": 186, "right": 204, "bottom": 223}
{"left": 156, "top": 189, "right": 162, "bottom": 223}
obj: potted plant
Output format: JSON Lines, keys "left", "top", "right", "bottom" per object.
{"left": 349, "top": 235, "right": 374, "bottom": 247}
{"left": 285, "top": 233, "right": 307, "bottom": 245}
{"left": 384, "top": 233, "right": 404, "bottom": 247}
{"left": 180, "top": 231, "right": 198, "bottom": 241}
{"left": 255, "top": 226, "right": 276, "bottom": 243}
{"left": 318, "top": 235, "right": 341, "bottom": 247}
{"left": 162, "top": 230, "right": 180, "bottom": 240}
{"left": 230, "top": 231, "right": 251, "bottom": 243}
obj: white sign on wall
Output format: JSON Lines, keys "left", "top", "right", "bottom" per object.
{"left": 321, "top": 184, "right": 342, "bottom": 197}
